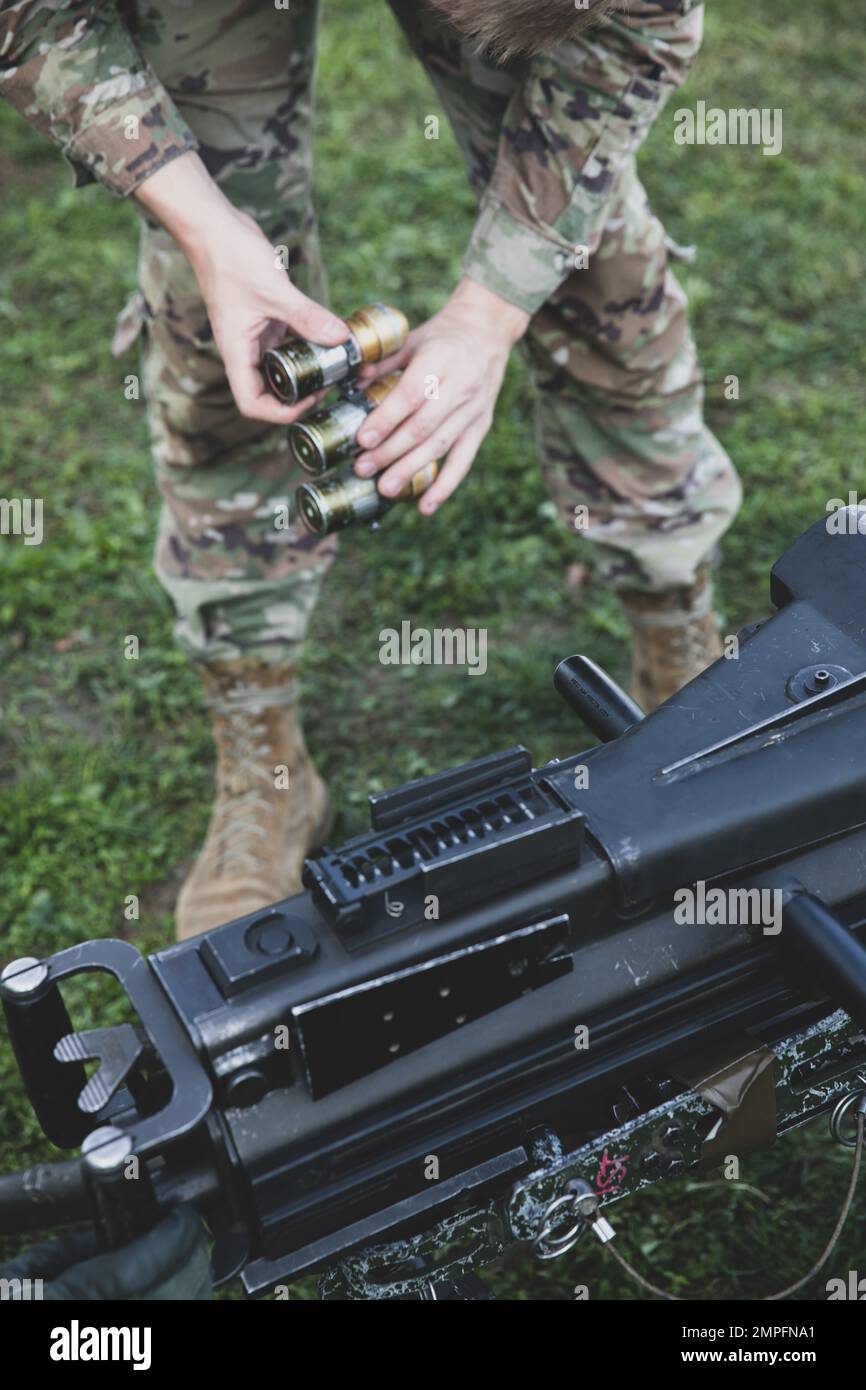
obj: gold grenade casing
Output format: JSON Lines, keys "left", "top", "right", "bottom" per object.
{"left": 296, "top": 460, "right": 439, "bottom": 536}
{"left": 262, "top": 304, "right": 408, "bottom": 405}
{"left": 344, "top": 305, "right": 408, "bottom": 363}
{"left": 288, "top": 372, "right": 402, "bottom": 474}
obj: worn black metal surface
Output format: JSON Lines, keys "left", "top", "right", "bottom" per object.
{"left": 291, "top": 915, "right": 571, "bottom": 1097}
{"left": 303, "top": 745, "right": 585, "bottom": 944}
{"left": 4, "top": 513, "right": 866, "bottom": 1298}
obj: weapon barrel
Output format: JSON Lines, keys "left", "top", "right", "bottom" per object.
{"left": 0, "top": 1159, "right": 88, "bottom": 1236}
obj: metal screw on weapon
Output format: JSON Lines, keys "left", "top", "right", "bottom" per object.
{"left": 81, "top": 1125, "right": 133, "bottom": 1175}
{"left": 641, "top": 1146, "right": 686, "bottom": 1178}
{"left": 786, "top": 662, "right": 852, "bottom": 703}
{"left": 640, "top": 1121, "right": 688, "bottom": 1178}
{"left": 0, "top": 956, "right": 49, "bottom": 997}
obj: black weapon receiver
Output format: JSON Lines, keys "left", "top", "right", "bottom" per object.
{"left": 4, "top": 511, "right": 866, "bottom": 1297}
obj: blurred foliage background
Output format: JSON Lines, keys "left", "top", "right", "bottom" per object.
{"left": 1, "top": 0, "right": 865, "bottom": 1299}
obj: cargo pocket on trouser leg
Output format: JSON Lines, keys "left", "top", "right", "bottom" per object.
{"left": 111, "top": 290, "right": 148, "bottom": 360}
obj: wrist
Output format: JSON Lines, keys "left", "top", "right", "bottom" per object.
{"left": 450, "top": 276, "right": 531, "bottom": 346}
{"left": 135, "top": 151, "right": 236, "bottom": 261}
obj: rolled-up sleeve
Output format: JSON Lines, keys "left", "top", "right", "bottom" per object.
{"left": 463, "top": 1, "right": 705, "bottom": 314}
{"left": 0, "top": 0, "right": 198, "bottom": 195}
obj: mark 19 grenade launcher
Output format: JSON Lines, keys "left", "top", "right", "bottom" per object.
{"left": 4, "top": 514, "right": 866, "bottom": 1300}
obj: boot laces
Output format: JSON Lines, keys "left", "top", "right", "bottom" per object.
{"left": 667, "top": 613, "right": 716, "bottom": 673}
{"left": 629, "top": 582, "right": 717, "bottom": 677}
{"left": 210, "top": 706, "right": 280, "bottom": 876}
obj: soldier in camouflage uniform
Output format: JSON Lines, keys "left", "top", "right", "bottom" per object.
{"left": 0, "top": 0, "right": 740, "bottom": 938}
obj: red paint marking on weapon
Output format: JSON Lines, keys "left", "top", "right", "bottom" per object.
{"left": 594, "top": 1148, "right": 630, "bottom": 1195}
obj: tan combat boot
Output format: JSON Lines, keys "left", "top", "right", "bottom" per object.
{"left": 175, "top": 660, "right": 333, "bottom": 941}
{"left": 619, "top": 565, "right": 723, "bottom": 712}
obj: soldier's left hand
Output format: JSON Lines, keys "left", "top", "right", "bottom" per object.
{"left": 353, "top": 279, "right": 530, "bottom": 514}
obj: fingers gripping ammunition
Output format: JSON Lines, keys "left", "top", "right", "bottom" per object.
{"left": 262, "top": 305, "right": 408, "bottom": 405}
{"left": 296, "top": 462, "right": 439, "bottom": 536}
{"left": 289, "top": 373, "right": 402, "bottom": 474}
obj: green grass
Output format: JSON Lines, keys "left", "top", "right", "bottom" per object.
{"left": 1, "top": 0, "right": 865, "bottom": 1299}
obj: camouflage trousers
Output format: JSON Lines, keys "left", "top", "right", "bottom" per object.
{"left": 118, "top": 0, "right": 741, "bottom": 666}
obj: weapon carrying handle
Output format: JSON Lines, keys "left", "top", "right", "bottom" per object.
{"left": 777, "top": 886, "right": 866, "bottom": 1027}
{"left": 0, "top": 1159, "right": 90, "bottom": 1236}
{"left": 0, "top": 958, "right": 91, "bottom": 1148}
{"left": 5, "top": 938, "right": 213, "bottom": 1158}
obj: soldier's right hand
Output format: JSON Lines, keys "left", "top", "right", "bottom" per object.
{"left": 135, "top": 152, "right": 347, "bottom": 424}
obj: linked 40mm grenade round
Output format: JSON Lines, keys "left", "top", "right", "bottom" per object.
{"left": 296, "top": 461, "right": 439, "bottom": 537}
{"left": 289, "top": 373, "right": 402, "bottom": 474}
{"left": 262, "top": 304, "right": 408, "bottom": 405}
